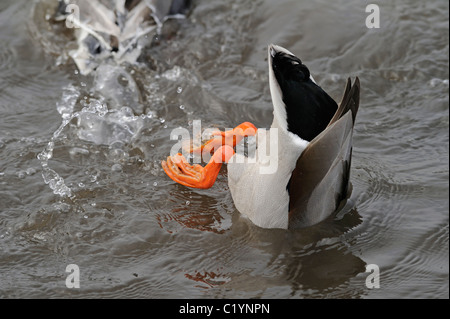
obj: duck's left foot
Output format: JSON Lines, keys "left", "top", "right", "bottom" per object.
{"left": 161, "top": 146, "right": 235, "bottom": 189}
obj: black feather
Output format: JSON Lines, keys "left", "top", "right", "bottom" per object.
{"left": 272, "top": 52, "right": 338, "bottom": 141}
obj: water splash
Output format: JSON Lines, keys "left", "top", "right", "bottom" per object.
{"left": 37, "top": 117, "right": 75, "bottom": 198}
{"left": 56, "top": 83, "right": 80, "bottom": 119}
{"left": 38, "top": 94, "right": 152, "bottom": 198}
{"left": 93, "top": 64, "right": 143, "bottom": 114}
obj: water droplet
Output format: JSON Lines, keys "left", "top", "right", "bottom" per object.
{"left": 176, "top": 87, "right": 183, "bottom": 94}
{"left": 153, "top": 182, "right": 158, "bottom": 187}
{"left": 179, "top": 105, "right": 185, "bottom": 110}
{"left": 185, "top": 201, "right": 190, "bottom": 206}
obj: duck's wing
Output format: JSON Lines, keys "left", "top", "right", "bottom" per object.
{"left": 144, "top": 0, "right": 191, "bottom": 24}
{"left": 74, "top": 0, "right": 120, "bottom": 37}
{"left": 120, "top": 1, "right": 154, "bottom": 42}
{"left": 288, "top": 77, "right": 360, "bottom": 229}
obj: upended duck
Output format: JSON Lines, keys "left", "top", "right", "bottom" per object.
{"left": 162, "top": 44, "right": 360, "bottom": 230}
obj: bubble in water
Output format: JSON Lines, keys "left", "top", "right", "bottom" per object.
{"left": 109, "top": 148, "right": 128, "bottom": 162}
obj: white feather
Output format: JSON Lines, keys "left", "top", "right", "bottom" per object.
{"left": 228, "top": 121, "right": 308, "bottom": 229}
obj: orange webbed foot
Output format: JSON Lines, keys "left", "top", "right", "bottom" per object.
{"left": 162, "top": 146, "right": 235, "bottom": 189}
{"left": 162, "top": 122, "right": 257, "bottom": 189}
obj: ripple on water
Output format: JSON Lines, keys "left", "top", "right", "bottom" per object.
{"left": 372, "top": 223, "right": 449, "bottom": 298}
{"left": 1, "top": 0, "right": 448, "bottom": 299}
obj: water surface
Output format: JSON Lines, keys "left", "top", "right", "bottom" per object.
{"left": 0, "top": 0, "right": 448, "bottom": 298}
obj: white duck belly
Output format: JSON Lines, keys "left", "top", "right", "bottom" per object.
{"left": 227, "top": 118, "right": 308, "bottom": 229}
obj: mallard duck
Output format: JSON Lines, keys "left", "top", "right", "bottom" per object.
{"left": 162, "top": 44, "right": 360, "bottom": 229}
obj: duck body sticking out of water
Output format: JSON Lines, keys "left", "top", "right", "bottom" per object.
{"left": 162, "top": 44, "right": 360, "bottom": 230}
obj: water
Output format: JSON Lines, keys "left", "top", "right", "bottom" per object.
{"left": 0, "top": 0, "right": 448, "bottom": 298}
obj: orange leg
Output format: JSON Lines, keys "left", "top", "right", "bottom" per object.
{"left": 186, "top": 122, "right": 257, "bottom": 155}
{"left": 162, "top": 122, "right": 257, "bottom": 189}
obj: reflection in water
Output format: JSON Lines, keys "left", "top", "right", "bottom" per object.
{"left": 185, "top": 271, "right": 231, "bottom": 289}
{"left": 175, "top": 204, "right": 366, "bottom": 296}
{"left": 155, "top": 202, "right": 227, "bottom": 235}
{"left": 227, "top": 208, "right": 367, "bottom": 297}
{"left": 156, "top": 181, "right": 233, "bottom": 234}
{"left": 283, "top": 240, "right": 366, "bottom": 294}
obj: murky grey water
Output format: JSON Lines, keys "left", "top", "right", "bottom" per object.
{"left": 0, "top": 0, "right": 448, "bottom": 298}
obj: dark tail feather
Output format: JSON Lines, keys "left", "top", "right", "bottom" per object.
{"left": 288, "top": 77, "right": 360, "bottom": 229}
{"left": 328, "top": 77, "right": 360, "bottom": 125}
